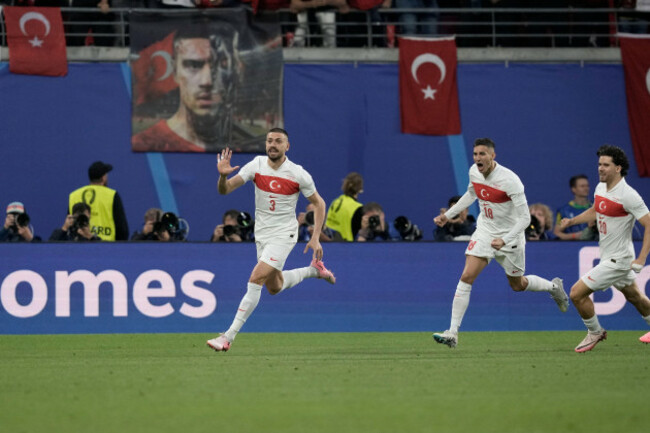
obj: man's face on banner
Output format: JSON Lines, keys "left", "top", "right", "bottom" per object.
{"left": 174, "top": 37, "right": 234, "bottom": 118}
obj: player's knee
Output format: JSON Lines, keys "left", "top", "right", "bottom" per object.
{"left": 509, "top": 280, "right": 525, "bottom": 292}
{"left": 267, "top": 285, "right": 281, "bottom": 295}
{"left": 569, "top": 286, "right": 584, "bottom": 304}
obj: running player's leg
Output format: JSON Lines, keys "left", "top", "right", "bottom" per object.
{"left": 618, "top": 281, "right": 650, "bottom": 339}
{"left": 433, "top": 253, "right": 489, "bottom": 347}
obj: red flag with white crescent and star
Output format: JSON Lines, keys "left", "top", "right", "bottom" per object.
{"left": 3, "top": 6, "right": 67, "bottom": 77}
{"left": 399, "top": 36, "right": 461, "bottom": 135}
{"left": 131, "top": 32, "right": 178, "bottom": 106}
{"left": 619, "top": 34, "right": 650, "bottom": 177}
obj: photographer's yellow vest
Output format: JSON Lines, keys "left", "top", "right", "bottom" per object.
{"left": 325, "top": 194, "right": 362, "bottom": 242}
{"left": 69, "top": 185, "right": 116, "bottom": 241}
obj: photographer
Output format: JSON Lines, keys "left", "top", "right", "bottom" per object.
{"left": 298, "top": 203, "right": 334, "bottom": 242}
{"left": 210, "top": 209, "right": 254, "bottom": 242}
{"left": 0, "top": 202, "right": 41, "bottom": 243}
{"left": 356, "top": 202, "right": 398, "bottom": 242}
{"left": 434, "top": 195, "right": 476, "bottom": 242}
{"left": 50, "top": 202, "right": 101, "bottom": 242}
{"left": 131, "top": 208, "right": 163, "bottom": 241}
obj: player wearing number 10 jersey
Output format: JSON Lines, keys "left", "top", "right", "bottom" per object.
{"left": 432, "top": 138, "right": 568, "bottom": 348}
{"left": 206, "top": 128, "right": 336, "bottom": 353}
{"left": 560, "top": 145, "right": 650, "bottom": 352}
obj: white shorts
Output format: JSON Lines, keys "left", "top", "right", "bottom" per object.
{"left": 464, "top": 234, "right": 526, "bottom": 277}
{"left": 256, "top": 240, "right": 296, "bottom": 271}
{"left": 581, "top": 260, "right": 636, "bottom": 291}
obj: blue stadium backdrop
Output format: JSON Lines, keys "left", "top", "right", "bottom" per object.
{"left": 1, "top": 242, "right": 649, "bottom": 334}
{"left": 0, "top": 62, "right": 647, "bottom": 241}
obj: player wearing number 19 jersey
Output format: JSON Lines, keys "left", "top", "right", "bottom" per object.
{"left": 206, "top": 128, "right": 336, "bottom": 353}
{"left": 432, "top": 138, "right": 568, "bottom": 348}
{"left": 561, "top": 145, "right": 650, "bottom": 352}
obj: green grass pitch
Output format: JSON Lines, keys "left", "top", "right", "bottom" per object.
{"left": 1, "top": 331, "right": 647, "bottom": 433}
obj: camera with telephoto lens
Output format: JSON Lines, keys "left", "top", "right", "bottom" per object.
{"left": 394, "top": 216, "right": 423, "bottom": 241}
{"left": 70, "top": 213, "right": 90, "bottom": 234}
{"left": 304, "top": 211, "right": 315, "bottom": 226}
{"left": 221, "top": 212, "right": 254, "bottom": 240}
{"left": 525, "top": 214, "right": 543, "bottom": 239}
{"left": 14, "top": 212, "right": 30, "bottom": 229}
{"left": 368, "top": 215, "right": 381, "bottom": 230}
{"left": 153, "top": 212, "right": 179, "bottom": 237}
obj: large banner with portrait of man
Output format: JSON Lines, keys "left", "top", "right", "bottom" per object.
{"left": 130, "top": 9, "right": 283, "bottom": 153}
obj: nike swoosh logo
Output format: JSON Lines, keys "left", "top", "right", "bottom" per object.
{"left": 587, "top": 276, "right": 595, "bottom": 281}
{"left": 269, "top": 258, "right": 278, "bottom": 261}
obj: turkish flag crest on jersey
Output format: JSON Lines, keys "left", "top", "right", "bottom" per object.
{"left": 399, "top": 36, "right": 461, "bottom": 135}
{"left": 3, "top": 6, "right": 67, "bottom": 77}
{"left": 619, "top": 34, "right": 650, "bottom": 177}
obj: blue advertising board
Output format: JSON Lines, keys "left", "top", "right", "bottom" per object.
{"left": 1, "top": 242, "right": 649, "bottom": 335}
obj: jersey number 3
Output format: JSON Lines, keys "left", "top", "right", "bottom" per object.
{"left": 270, "top": 199, "right": 276, "bottom": 211}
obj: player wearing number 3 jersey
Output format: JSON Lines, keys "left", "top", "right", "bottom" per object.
{"left": 432, "top": 138, "right": 568, "bottom": 348}
{"left": 560, "top": 145, "right": 650, "bottom": 352}
{"left": 206, "top": 128, "right": 336, "bottom": 353}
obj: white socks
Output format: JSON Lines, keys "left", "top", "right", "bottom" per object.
{"left": 449, "top": 281, "right": 472, "bottom": 334}
{"left": 280, "top": 266, "right": 318, "bottom": 292}
{"left": 225, "top": 282, "right": 262, "bottom": 341}
{"left": 524, "top": 275, "right": 555, "bottom": 292}
{"left": 583, "top": 315, "right": 603, "bottom": 333}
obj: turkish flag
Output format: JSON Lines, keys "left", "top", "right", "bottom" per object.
{"left": 3, "top": 6, "right": 67, "bottom": 77}
{"left": 399, "top": 36, "right": 461, "bottom": 135}
{"left": 131, "top": 32, "right": 178, "bottom": 106}
{"left": 620, "top": 34, "right": 650, "bottom": 177}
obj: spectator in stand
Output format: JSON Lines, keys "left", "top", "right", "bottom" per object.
{"left": 66, "top": 1, "right": 115, "bottom": 47}
{"left": 131, "top": 208, "right": 163, "bottom": 241}
{"left": 289, "top": 0, "right": 350, "bottom": 47}
{"left": 434, "top": 195, "right": 476, "bottom": 241}
{"left": 396, "top": 0, "right": 439, "bottom": 36}
{"left": 527, "top": 203, "right": 555, "bottom": 241}
{"left": 618, "top": 0, "right": 650, "bottom": 34}
{"left": 0, "top": 202, "right": 41, "bottom": 243}
{"left": 49, "top": 202, "right": 101, "bottom": 242}
{"left": 553, "top": 174, "right": 597, "bottom": 241}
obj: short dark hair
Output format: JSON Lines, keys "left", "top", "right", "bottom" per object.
{"left": 268, "top": 127, "right": 288, "bottom": 139}
{"left": 71, "top": 202, "right": 91, "bottom": 216}
{"left": 474, "top": 138, "right": 495, "bottom": 149}
{"left": 569, "top": 174, "right": 588, "bottom": 188}
{"left": 362, "top": 202, "right": 383, "bottom": 214}
{"left": 223, "top": 209, "right": 240, "bottom": 224}
{"left": 448, "top": 195, "right": 462, "bottom": 208}
{"left": 597, "top": 145, "right": 629, "bottom": 177}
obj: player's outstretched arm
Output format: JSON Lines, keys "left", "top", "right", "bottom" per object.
{"left": 304, "top": 191, "right": 325, "bottom": 261}
{"left": 217, "top": 147, "right": 244, "bottom": 195}
{"left": 560, "top": 206, "right": 596, "bottom": 230}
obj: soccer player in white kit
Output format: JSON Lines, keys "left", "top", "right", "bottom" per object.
{"left": 560, "top": 145, "right": 650, "bottom": 352}
{"left": 432, "top": 138, "right": 569, "bottom": 348}
{"left": 206, "top": 128, "right": 336, "bottom": 352}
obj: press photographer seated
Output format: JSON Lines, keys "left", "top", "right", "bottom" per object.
{"left": 356, "top": 202, "right": 398, "bottom": 242}
{"left": 210, "top": 209, "right": 254, "bottom": 242}
{"left": 0, "top": 201, "right": 41, "bottom": 243}
{"left": 49, "top": 202, "right": 100, "bottom": 242}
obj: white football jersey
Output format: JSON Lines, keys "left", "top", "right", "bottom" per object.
{"left": 238, "top": 156, "right": 317, "bottom": 243}
{"left": 467, "top": 162, "right": 528, "bottom": 243}
{"left": 594, "top": 178, "right": 649, "bottom": 268}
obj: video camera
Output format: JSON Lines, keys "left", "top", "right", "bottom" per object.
{"left": 368, "top": 215, "right": 381, "bottom": 230}
{"left": 394, "top": 216, "right": 423, "bottom": 241}
{"left": 70, "top": 213, "right": 90, "bottom": 234}
{"left": 153, "top": 212, "right": 189, "bottom": 241}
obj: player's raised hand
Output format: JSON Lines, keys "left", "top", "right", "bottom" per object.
{"left": 304, "top": 237, "right": 323, "bottom": 262}
{"left": 217, "top": 147, "right": 240, "bottom": 176}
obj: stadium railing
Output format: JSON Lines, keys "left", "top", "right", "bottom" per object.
{"left": 0, "top": 7, "right": 637, "bottom": 63}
